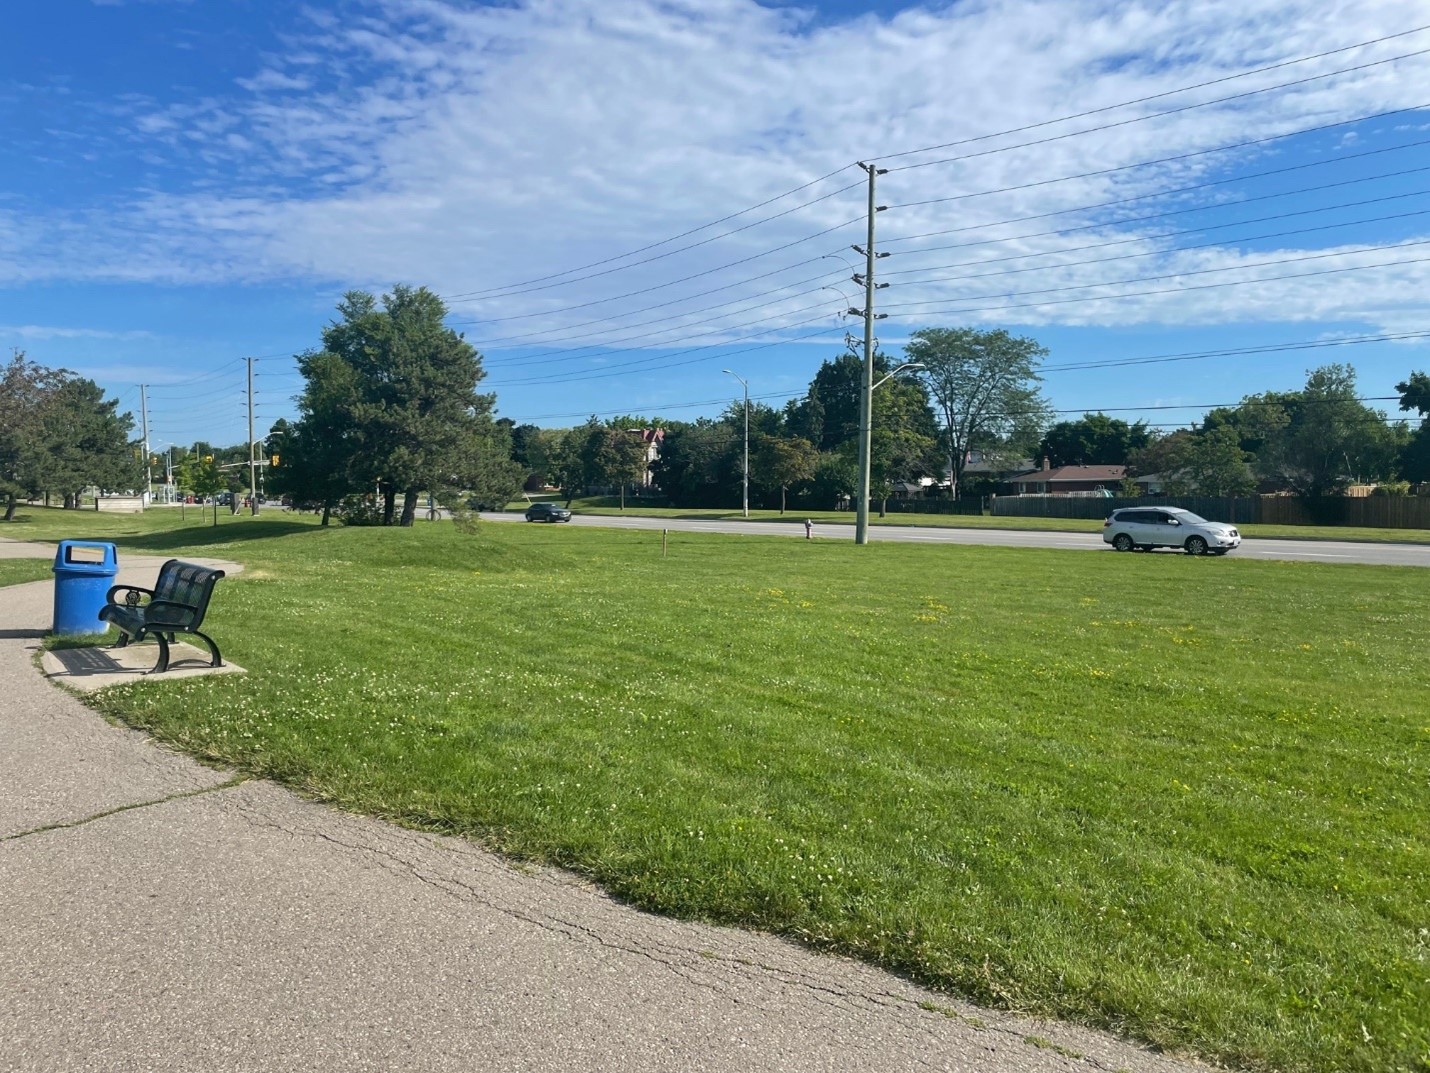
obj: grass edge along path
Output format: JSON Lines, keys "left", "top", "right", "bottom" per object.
{"left": 0, "top": 559, "right": 57, "bottom": 588}
{"left": 6, "top": 510, "right": 1426, "bottom": 1072}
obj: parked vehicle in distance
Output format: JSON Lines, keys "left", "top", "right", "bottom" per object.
{"left": 1102, "top": 507, "right": 1241, "bottom": 555}
{"left": 524, "top": 502, "right": 573, "bottom": 523}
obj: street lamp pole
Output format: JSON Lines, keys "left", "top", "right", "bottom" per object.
{"left": 723, "top": 369, "right": 749, "bottom": 518}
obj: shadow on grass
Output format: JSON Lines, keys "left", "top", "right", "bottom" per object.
{"left": 109, "top": 520, "right": 319, "bottom": 553}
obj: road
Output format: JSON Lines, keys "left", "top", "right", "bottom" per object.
{"left": 482, "top": 512, "right": 1430, "bottom": 567}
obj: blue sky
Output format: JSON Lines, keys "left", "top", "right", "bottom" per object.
{"left": 4, "top": 0, "right": 1430, "bottom": 450}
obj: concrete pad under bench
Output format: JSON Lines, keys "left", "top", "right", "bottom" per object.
{"left": 41, "top": 642, "right": 246, "bottom": 692}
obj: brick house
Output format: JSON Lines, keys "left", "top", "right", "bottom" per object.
{"left": 1006, "top": 460, "right": 1125, "bottom": 495}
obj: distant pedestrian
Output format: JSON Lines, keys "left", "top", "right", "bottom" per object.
{"left": 804, "top": 518, "right": 813, "bottom": 540}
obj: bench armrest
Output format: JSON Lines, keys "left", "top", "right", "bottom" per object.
{"left": 106, "top": 583, "right": 156, "bottom": 604}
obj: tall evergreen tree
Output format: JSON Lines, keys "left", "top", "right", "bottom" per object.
{"left": 292, "top": 285, "right": 519, "bottom": 526}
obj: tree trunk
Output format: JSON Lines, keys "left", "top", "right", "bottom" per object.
{"left": 3, "top": 492, "right": 16, "bottom": 522}
{"left": 321, "top": 501, "right": 332, "bottom": 527}
{"left": 780, "top": 486, "right": 786, "bottom": 514}
{"left": 879, "top": 496, "right": 888, "bottom": 518}
{"left": 382, "top": 486, "right": 396, "bottom": 526}
{"left": 399, "top": 486, "right": 418, "bottom": 527}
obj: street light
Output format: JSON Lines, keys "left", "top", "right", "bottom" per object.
{"left": 874, "top": 361, "right": 925, "bottom": 391}
{"left": 722, "top": 369, "right": 749, "bottom": 518}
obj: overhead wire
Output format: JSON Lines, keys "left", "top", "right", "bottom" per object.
{"left": 881, "top": 247, "right": 1430, "bottom": 321}
{"left": 884, "top": 44, "right": 1430, "bottom": 173}
{"left": 869, "top": 24, "right": 1430, "bottom": 164}
{"left": 882, "top": 203, "right": 1430, "bottom": 291}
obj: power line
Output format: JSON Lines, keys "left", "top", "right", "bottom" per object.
{"left": 870, "top": 24, "right": 1430, "bottom": 164}
{"left": 884, "top": 203, "right": 1430, "bottom": 291}
{"left": 448, "top": 25, "right": 1430, "bottom": 314}
{"left": 490, "top": 319, "right": 848, "bottom": 388}
{"left": 885, "top": 44, "right": 1430, "bottom": 173}
{"left": 877, "top": 101, "right": 1430, "bottom": 220}
{"left": 446, "top": 181, "right": 865, "bottom": 304}
{"left": 442, "top": 164, "right": 858, "bottom": 301}
{"left": 882, "top": 141, "right": 1430, "bottom": 236}
{"left": 1041, "top": 330, "right": 1430, "bottom": 373}
{"left": 466, "top": 163, "right": 1430, "bottom": 363}
{"left": 881, "top": 246, "right": 1430, "bottom": 321}
{"left": 449, "top": 214, "right": 863, "bottom": 339}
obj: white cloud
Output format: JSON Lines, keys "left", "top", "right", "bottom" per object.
{"left": 10, "top": 0, "right": 1430, "bottom": 351}
{"left": 1, "top": 324, "right": 154, "bottom": 341}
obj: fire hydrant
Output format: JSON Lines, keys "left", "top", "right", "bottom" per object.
{"left": 804, "top": 518, "right": 813, "bottom": 540}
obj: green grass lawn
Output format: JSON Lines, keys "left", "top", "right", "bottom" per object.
{"left": 0, "top": 559, "right": 56, "bottom": 587}
{"left": 510, "top": 497, "right": 1430, "bottom": 545}
{"left": 4, "top": 507, "right": 1428, "bottom": 1072}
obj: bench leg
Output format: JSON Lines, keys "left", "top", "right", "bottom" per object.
{"left": 148, "top": 634, "right": 171, "bottom": 674}
{"left": 192, "top": 631, "right": 223, "bottom": 668}
{"left": 112, "top": 632, "right": 130, "bottom": 649}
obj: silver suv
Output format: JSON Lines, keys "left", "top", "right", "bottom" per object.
{"left": 1102, "top": 507, "right": 1241, "bottom": 555}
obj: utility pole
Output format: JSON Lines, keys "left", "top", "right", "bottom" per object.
{"left": 850, "top": 161, "right": 888, "bottom": 546}
{"left": 139, "top": 384, "right": 151, "bottom": 507}
{"left": 247, "top": 357, "right": 259, "bottom": 516}
{"left": 723, "top": 369, "right": 750, "bottom": 517}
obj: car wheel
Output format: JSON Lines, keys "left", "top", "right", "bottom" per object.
{"left": 1185, "top": 536, "right": 1209, "bottom": 555}
{"left": 1112, "top": 534, "right": 1134, "bottom": 552}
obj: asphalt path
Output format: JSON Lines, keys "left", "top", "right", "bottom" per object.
{"left": 481, "top": 512, "right": 1430, "bottom": 567}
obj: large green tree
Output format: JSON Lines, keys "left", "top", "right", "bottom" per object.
{"left": 1253, "top": 365, "right": 1405, "bottom": 496}
{"left": 293, "top": 286, "right": 518, "bottom": 526}
{"left": 1131, "top": 427, "right": 1255, "bottom": 496}
{"left": 650, "top": 418, "right": 740, "bottom": 508}
{"left": 0, "top": 352, "right": 59, "bottom": 519}
{"left": 905, "top": 327, "right": 1050, "bottom": 498}
{"left": 0, "top": 352, "right": 138, "bottom": 518}
{"left": 1040, "top": 412, "right": 1153, "bottom": 467}
{"left": 1395, "top": 371, "right": 1430, "bottom": 482}
{"left": 752, "top": 434, "right": 817, "bottom": 513}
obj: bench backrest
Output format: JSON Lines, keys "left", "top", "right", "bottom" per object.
{"left": 149, "top": 559, "right": 226, "bottom": 629}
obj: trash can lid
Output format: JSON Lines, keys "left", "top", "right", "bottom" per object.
{"left": 54, "top": 540, "right": 119, "bottom": 569}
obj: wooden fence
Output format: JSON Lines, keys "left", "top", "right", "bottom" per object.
{"left": 881, "top": 498, "right": 986, "bottom": 516}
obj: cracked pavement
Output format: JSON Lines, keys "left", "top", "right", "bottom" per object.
{"left": 0, "top": 540, "right": 1211, "bottom": 1072}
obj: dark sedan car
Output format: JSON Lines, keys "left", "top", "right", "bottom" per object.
{"left": 524, "top": 502, "right": 573, "bottom": 523}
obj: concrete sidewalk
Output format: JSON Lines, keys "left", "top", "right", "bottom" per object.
{"left": 0, "top": 558, "right": 1208, "bottom": 1072}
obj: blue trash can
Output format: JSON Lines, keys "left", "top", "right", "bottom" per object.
{"left": 52, "top": 540, "right": 119, "bottom": 636}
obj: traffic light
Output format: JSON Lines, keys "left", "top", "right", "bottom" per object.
{"left": 150, "top": 455, "right": 159, "bottom": 466}
{"left": 270, "top": 454, "right": 280, "bottom": 468}
{"left": 203, "top": 455, "right": 214, "bottom": 464}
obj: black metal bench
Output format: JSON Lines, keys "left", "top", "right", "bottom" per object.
{"left": 98, "top": 559, "right": 227, "bottom": 674}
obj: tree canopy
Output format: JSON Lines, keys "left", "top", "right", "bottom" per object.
{"left": 1039, "top": 412, "right": 1152, "bottom": 467}
{"left": 0, "top": 351, "right": 139, "bottom": 519}
{"left": 905, "top": 327, "right": 1050, "bottom": 497}
{"left": 286, "top": 286, "right": 524, "bottom": 526}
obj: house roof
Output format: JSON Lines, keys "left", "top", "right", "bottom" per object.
{"left": 1011, "top": 465, "right": 1125, "bottom": 484}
